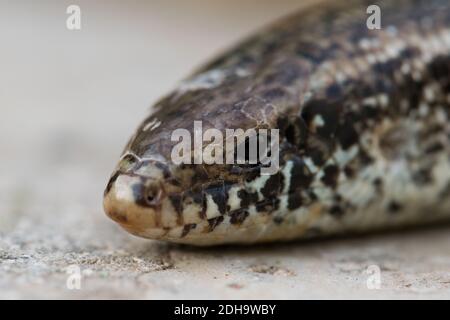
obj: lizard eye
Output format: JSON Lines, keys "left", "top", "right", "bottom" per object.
{"left": 145, "top": 184, "right": 162, "bottom": 206}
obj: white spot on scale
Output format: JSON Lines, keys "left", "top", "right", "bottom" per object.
{"left": 412, "top": 70, "right": 422, "bottom": 82}
{"left": 401, "top": 63, "right": 411, "bottom": 75}
{"left": 430, "top": 35, "right": 444, "bottom": 53}
{"left": 377, "top": 52, "right": 388, "bottom": 64}
{"left": 246, "top": 174, "right": 270, "bottom": 201}
{"left": 227, "top": 186, "right": 242, "bottom": 211}
{"left": 418, "top": 103, "right": 430, "bottom": 117}
{"left": 205, "top": 194, "right": 221, "bottom": 219}
{"left": 337, "top": 164, "right": 380, "bottom": 208}
{"left": 335, "top": 71, "right": 346, "bottom": 83}
{"left": 363, "top": 97, "right": 377, "bottom": 107}
{"left": 304, "top": 157, "right": 319, "bottom": 174}
{"left": 377, "top": 94, "right": 389, "bottom": 108}
{"left": 440, "top": 29, "right": 450, "bottom": 47}
{"left": 354, "top": 57, "right": 369, "bottom": 72}
{"left": 143, "top": 118, "right": 161, "bottom": 132}
{"left": 435, "top": 108, "right": 447, "bottom": 124}
{"left": 333, "top": 145, "right": 359, "bottom": 168}
{"left": 273, "top": 194, "right": 288, "bottom": 218}
{"left": 386, "top": 25, "right": 398, "bottom": 37}
{"left": 182, "top": 201, "right": 202, "bottom": 225}
{"left": 432, "top": 153, "right": 450, "bottom": 193}
{"left": 424, "top": 85, "right": 436, "bottom": 103}
{"left": 235, "top": 68, "right": 250, "bottom": 77}
{"left": 358, "top": 38, "right": 372, "bottom": 50}
{"left": 311, "top": 186, "right": 334, "bottom": 204}
{"left": 366, "top": 54, "right": 377, "bottom": 65}
{"left": 281, "top": 161, "right": 294, "bottom": 194}
{"left": 313, "top": 115, "right": 325, "bottom": 127}
{"left": 176, "top": 69, "right": 227, "bottom": 94}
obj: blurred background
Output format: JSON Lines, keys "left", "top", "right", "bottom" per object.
{"left": 0, "top": 0, "right": 307, "bottom": 202}
{"left": 0, "top": 0, "right": 310, "bottom": 234}
{"left": 2, "top": 0, "right": 450, "bottom": 299}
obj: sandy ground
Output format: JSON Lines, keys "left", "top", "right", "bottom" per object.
{"left": 1, "top": 0, "right": 450, "bottom": 299}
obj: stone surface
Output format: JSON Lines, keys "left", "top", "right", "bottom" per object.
{"left": 1, "top": 0, "right": 450, "bottom": 299}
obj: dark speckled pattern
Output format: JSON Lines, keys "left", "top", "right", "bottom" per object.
{"left": 103, "top": 0, "right": 450, "bottom": 245}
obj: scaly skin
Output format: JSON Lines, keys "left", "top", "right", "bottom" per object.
{"left": 104, "top": 0, "right": 450, "bottom": 245}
